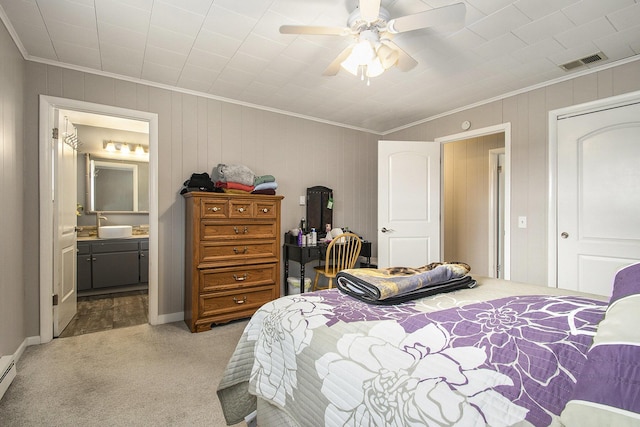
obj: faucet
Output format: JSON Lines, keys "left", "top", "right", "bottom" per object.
{"left": 96, "top": 212, "right": 108, "bottom": 229}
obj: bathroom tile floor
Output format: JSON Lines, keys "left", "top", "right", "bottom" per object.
{"left": 59, "top": 290, "right": 148, "bottom": 338}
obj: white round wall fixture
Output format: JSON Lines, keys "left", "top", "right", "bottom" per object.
{"left": 461, "top": 120, "right": 471, "bottom": 130}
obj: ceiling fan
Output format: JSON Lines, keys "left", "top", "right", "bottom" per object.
{"left": 279, "top": 0, "right": 466, "bottom": 81}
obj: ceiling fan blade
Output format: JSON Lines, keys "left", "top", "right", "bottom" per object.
{"left": 359, "top": 0, "right": 381, "bottom": 22}
{"left": 382, "top": 40, "right": 418, "bottom": 72}
{"left": 279, "top": 25, "right": 349, "bottom": 36}
{"left": 387, "top": 2, "right": 466, "bottom": 34}
{"left": 323, "top": 46, "right": 354, "bottom": 76}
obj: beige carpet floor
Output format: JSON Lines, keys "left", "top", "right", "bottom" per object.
{"left": 0, "top": 320, "right": 248, "bottom": 427}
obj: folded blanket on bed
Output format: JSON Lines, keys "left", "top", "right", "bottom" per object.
{"left": 211, "top": 164, "right": 255, "bottom": 186}
{"left": 336, "top": 262, "right": 475, "bottom": 304}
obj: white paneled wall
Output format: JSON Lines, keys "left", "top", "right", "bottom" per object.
{"left": 22, "top": 62, "right": 379, "bottom": 331}
{"left": 0, "top": 20, "right": 25, "bottom": 355}
{"left": 14, "top": 41, "right": 640, "bottom": 337}
{"left": 387, "top": 60, "right": 640, "bottom": 285}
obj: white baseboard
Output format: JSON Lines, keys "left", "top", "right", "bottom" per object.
{"left": 154, "top": 311, "right": 184, "bottom": 325}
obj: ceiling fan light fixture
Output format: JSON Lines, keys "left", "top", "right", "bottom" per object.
{"left": 341, "top": 53, "right": 362, "bottom": 76}
{"left": 366, "top": 58, "right": 384, "bottom": 77}
{"left": 341, "top": 39, "right": 376, "bottom": 76}
{"left": 377, "top": 44, "right": 399, "bottom": 69}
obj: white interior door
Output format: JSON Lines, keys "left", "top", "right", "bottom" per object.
{"left": 557, "top": 102, "right": 640, "bottom": 296}
{"left": 53, "top": 113, "right": 78, "bottom": 336}
{"left": 378, "top": 140, "right": 441, "bottom": 268}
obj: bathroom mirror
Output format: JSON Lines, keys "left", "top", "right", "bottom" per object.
{"left": 87, "top": 156, "right": 149, "bottom": 213}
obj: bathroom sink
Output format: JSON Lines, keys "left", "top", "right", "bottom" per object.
{"left": 98, "top": 225, "right": 133, "bottom": 239}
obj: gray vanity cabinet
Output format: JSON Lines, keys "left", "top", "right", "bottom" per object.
{"left": 77, "top": 238, "right": 149, "bottom": 293}
{"left": 91, "top": 241, "right": 140, "bottom": 288}
{"left": 139, "top": 240, "right": 149, "bottom": 283}
{"left": 77, "top": 242, "right": 92, "bottom": 291}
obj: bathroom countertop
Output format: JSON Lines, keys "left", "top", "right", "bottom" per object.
{"left": 77, "top": 234, "right": 149, "bottom": 241}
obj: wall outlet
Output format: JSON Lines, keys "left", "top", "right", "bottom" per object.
{"left": 518, "top": 216, "right": 527, "bottom": 228}
{"left": 299, "top": 196, "right": 305, "bottom": 206}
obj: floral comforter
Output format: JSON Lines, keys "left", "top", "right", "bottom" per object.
{"left": 217, "top": 281, "right": 606, "bottom": 427}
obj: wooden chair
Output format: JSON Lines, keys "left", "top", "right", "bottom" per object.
{"left": 312, "top": 232, "right": 362, "bottom": 290}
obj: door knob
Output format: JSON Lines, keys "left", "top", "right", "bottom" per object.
{"left": 381, "top": 227, "right": 395, "bottom": 233}
{"left": 561, "top": 232, "right": 569, "bottom": 239}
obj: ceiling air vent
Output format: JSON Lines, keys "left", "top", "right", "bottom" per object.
{"left": 560, "top": 52, "right": 607, "bottom": 71}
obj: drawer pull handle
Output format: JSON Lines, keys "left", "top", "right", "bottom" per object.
{"left": 208, "top": 206, "right": 220, "bottom": 212}
{"left": 233, "top": 246, "right": 249, "bottom": 254}
{"left": 233, "top": 274, "right": 248, "bottom": 281}
{"left": 233, "top": 296, "right": 247, "bottom": 304}
{"left": 237, "top": 207, "right": 245, "bottom": 213}
{"left": 261, "top": 208, "right": 269, "bottom": 213}
{"left": 233, "top": 226, "right": 249, "bottom": 234}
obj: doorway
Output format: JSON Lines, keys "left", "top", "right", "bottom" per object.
{"left": 436, "top": 123, "right": 511, "bottom": 279}
{"left": 39, "top": 95, "right": 159, "bottom": 344}
{"left": 377, "top": 123, "right": 511, "bottom": 277}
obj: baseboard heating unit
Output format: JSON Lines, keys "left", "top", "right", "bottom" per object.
{"left": 0, "top": 355, "right": 17, "bottom": 400}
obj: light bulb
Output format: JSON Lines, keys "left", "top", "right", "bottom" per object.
{"left": 105, "top": 141, "right": 116, "bottom": 152}
{"left": 366, "top": 58, "right": 384, "bottom": 77}
{"left": 135, "top": 145, "right": 145, "bottom": 156}
{"left": 377, "top": 44, "right": 399, "bottom": 69}
{"left": 120, "top": 143, "right": 130, "bottom": 154}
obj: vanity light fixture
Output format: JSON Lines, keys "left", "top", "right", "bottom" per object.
{"left": 102, "top": 140, "right": 148, "bottom": 159}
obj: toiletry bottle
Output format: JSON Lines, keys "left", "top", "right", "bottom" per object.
{"left": 310, "top": 228, "right": 317, "bottom": 245}
{"left": 300, "top": 217, "right": 306, "bottom": 233}
{"left": 297, "top": 229, "right": 303, "bottom": 246}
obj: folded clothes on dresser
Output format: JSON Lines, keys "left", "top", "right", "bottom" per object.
{"left": 253, "top": 182, "right": 277, "bottom": 191}
{"left": 254, "top": 174, "right": 276, "bottom": 185}
{"left": 215, "top": 181, "right": 254, "bottom": 192}
{"left": 212, "top": 163, "right": 255, "bottom": 186}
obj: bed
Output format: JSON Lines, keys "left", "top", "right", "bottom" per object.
{"left": 217, "top": 264, "right": 640, "bottom": 427}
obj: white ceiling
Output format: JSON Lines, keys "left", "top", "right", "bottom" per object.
{"left": 1, "top": 0, "right": 639, "bottom": 134}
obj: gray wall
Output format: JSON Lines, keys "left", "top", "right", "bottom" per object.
{"left": 21, "top": 62, "right": 380, "bottom": 338}
{"left": 3, "top": 11, "right": 640, "bottom": 355}
{"left": 0, "top": 20, "right": 25, "bottom": 355}
{"left": 386, "top": 60, "right": 640, "bottom": 285}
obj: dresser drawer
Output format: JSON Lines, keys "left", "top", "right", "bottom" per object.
{"left": 199, "top": 240, "right": 278, "bottom": 265}
{"left": 199, "top": 286, "right": 276, "bottom": 319}
{"left": 199, "top": 264, "right": 277, "bottom": 292}
{"left": 228, "top": 199, "right": 253, "bottom": 219}
{"left": 201, "top": 199, "right": 228, "bottom": 219}
{"left": 200, "top": 221, "right": 276, "bottom": 240}
{"left": 254, "top": 200, "right": 278, "bottom": 219}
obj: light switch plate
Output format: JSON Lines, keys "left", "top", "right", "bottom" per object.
{"left": 299, "top": 196, "right": 305, "bottom": 206}
{"left": 518, "top": 216, "right": 527, "bottom": 228}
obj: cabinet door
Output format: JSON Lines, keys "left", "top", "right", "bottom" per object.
{"left": 140, "top": 250, "right": 149, "bottom": 283}
{"left": 77, "top": 254, "right": 92, "bottom": 291}
{"left": 92, "top": 251, "right": 140, "bottom": 288}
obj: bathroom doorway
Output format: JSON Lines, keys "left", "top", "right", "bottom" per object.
{"left": 60, "top": 109, "right": 151, "bottom": 337}
{"left": 39, "top": 96, "right": 159, "bottom": 343}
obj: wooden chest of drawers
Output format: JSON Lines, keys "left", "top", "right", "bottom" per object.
{"left": 183, "top": 192, "right": 283, "bottom": 332}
